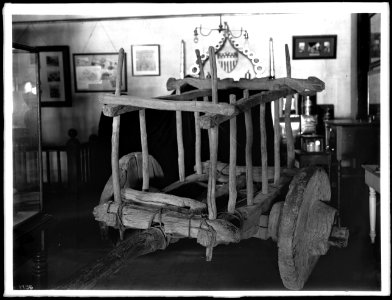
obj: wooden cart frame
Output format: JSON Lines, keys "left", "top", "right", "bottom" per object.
{"left": 92, "top": 45, "right": 348, "bottom": 291}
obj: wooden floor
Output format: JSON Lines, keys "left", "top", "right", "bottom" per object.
{"left": 11, "top": 171, "right": 384, "bottom": 296}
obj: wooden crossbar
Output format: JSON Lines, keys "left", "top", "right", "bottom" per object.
{"left": 199, "top": 88, "right": 296, "bottom": 129}
{"left": 100, "top": 94, "right": 237, "bottom": 116}
{"left": 166, "top": 76, "right": 325, "bottom": 94}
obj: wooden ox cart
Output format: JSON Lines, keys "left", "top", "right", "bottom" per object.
{"left": 92, "top": 45, "right": 348, "bottom": 291}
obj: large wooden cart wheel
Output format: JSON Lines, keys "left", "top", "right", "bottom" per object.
{"left": 277, "top": 167, "right": 336, "bottom": 290}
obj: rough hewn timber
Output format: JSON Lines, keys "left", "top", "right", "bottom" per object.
{"left": 156, "top": 89, "right": 212, "bottom": 100}
{"left": 284, "top": 44, "right": 295, "bottom": 169}
{"left": 260, "top": 103, "right": 268, "bottom": 194}
{"left": 199, "top": 160, "right": 274, "bottom": 183}
{"left": 101, "top": 90, "right": 212, "bottom": 117}
{"left": 228, "top": 94, "right": 237, "bottom": 213}
{"left": 110, "top": 48, "right": 125, "bottom": 208}
{"left": 57, "top": 228, "right": 167, "bottom": 290}
{"left": 273, "top": 98, "right": 281, "bottom": 184}
{"left": 139, "top": 109, "right": 149, "bottom": 191}
{"left": 166, "top": 76, "right": 325, "bottom": 94}
{"left": 102, "top": 104, "right": 141, "bottom": 117}
{"left": 244, "top": 89, "right": 254, "bottom": 206}
{"left": 122, "top": 188, "right": 207, "bottom": 211}
{"left": 93, "top": 202, "right": 240, "bottom": 246}
{"left": 278, "top": 167, "right": 335, "bottom": 290}
{"left": 176, "top": 88, "right": 185, "bottom": 182}
{"left": 100, "top": 94, "right": 237, "bottom": 116}
{"left": 237, "top": 170, "right": 295, "bottom": 240}
{"left": 199, "top": 89, "right": 295, "bottom": 129}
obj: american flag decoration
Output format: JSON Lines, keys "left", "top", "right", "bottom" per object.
{"left": 217, "top": 51, "right": 239, "bottom": 73}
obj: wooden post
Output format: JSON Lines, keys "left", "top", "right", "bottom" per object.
{"left": 176, "top": 88, "right": 185, "bottom": 182}
{"left": 284, "top": 44, "right": 295, "bottom": 168}
{"left": 139, "top": 109, "right": 149, "bottom": 191}
{"left": 244, "top": 89, "right": 254, "bottom": 205}
{"left": 111, "top": 48, "right": 125, "bottom": 205}
{"left": 194, "top": 49, "right": 207, "bottom": 175}
{"left": 194, "top": 109, "right": 202, "bottom": 175}
{"left": 274, "top": 99, "right": 281, "bottom": 184}
{"left": 177, "top": 41, "right": 186, "bottom": 181}
{"left": 260, "top": 103, "right": 268, "bottom": 194}
{"left": 206, "top": 46, "right": 218, "bottom": 261}
{"left": 228, "top": 94, "right": 237, "bottom": 214}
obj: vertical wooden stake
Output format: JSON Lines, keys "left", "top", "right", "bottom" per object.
{"left": 176, "top": 42, "right": 186, "bottom": 181}
{"left": 111, "top": 48, "right": 125, "bottom": 204}
{"left": 228, "top": 94, "right": 237, "bottom": 214}
{"left": 194, "top": 109, "right": 202, "bottom": 175}
{"left": 244, "top": 90, "right": 254, "bottom": 206}
{"left": 284, "top": 44, "right": 295, "bottom": 168}
{"left": 260, "top": 103, "right": 268, "bottom": 194}
{"left": 274, "top": 99, "right": 281, "bottom": 184}
{"left": 206, "top": 46, "right": 218, "bottom": 261}
{"left": 139, "top": 109, "right": 149, "bottom": 191}
{"left": 176, "top": 88, "right": 185, "bottom": 182}
{"left": 194, "top": 49, "right": 205, "bottom": 175}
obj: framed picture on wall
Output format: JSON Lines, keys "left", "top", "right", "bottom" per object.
{"left": 131, "top": 44, "right": 160, "bottom": 76}
{"left": 292, "top": 35, "right": 337, "bottom": 59}
{"left": 37, "top": 46, "right": 72, "bottom": 107}
{"left": 73, "top": 52, "right": 127, "bottom": 92}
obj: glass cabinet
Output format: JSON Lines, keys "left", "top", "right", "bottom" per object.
{"left": 12, "top": 43, "right": 43, "bottom": 227}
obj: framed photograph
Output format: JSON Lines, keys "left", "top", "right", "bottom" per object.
{"left": 292, "top": 35, "right": 337, "bottom": 59}
{"left": 131, "top": 44, "right": 160, "bottom": 76}
{"left": 37, "top": 46, "right": 72, "bottom": 107}
{"left": 73, "top": 53, "right": 127, "bottom": 92}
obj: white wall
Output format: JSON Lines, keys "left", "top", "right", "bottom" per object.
{"left": 12, "top": 13, "right": 355, "bottom": 145}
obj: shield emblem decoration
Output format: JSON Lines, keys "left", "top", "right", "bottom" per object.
{"left": 217, "top": 51, "right": 239, "bottom": 73}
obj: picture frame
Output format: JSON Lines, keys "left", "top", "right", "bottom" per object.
{"left": 37, "top": 46, "right": 72, "bottom": 107}
{"left": 292, "top": 35, "right": 337, "bottom": 60}
{"left": 131, "top": 44, "right": 160, "bottom": 76}
{"left": 73, "top": 52, "right": 127, "bottom": 93}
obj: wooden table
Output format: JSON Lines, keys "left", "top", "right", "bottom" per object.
{"left": 362, "top": 165, "right": 380, "bottom": 243}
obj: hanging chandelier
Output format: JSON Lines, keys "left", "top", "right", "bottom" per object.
{"left": 193, "top": 15, "right": 248, "bottom": 43}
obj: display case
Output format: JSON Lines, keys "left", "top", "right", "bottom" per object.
{"left": 12, "top": 43, "right": 43, "bottom": 227}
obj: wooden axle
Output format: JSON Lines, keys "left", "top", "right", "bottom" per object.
{"left": 255, "top": 201, "right": 349, "bottom": 248}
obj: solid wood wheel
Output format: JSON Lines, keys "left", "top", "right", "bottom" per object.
{"left": 277, "top": 167, "right": 337, "bottom": 290}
